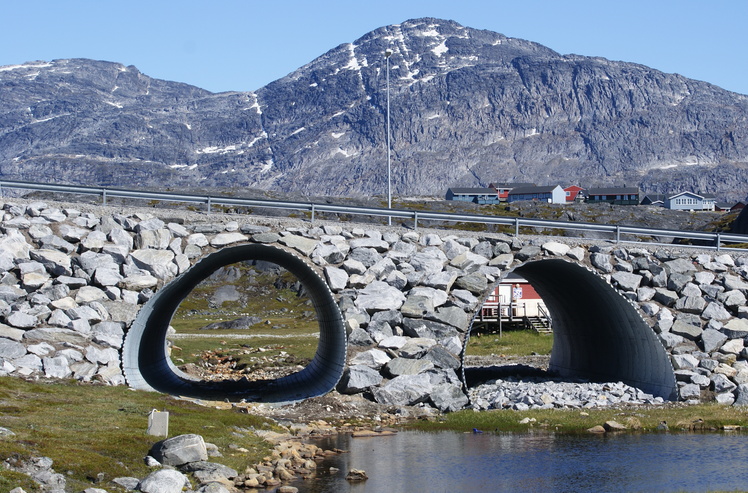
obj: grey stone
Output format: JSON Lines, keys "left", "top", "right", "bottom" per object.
{"left": 42, "top": 356, "right": 72, "bottom": 379}
{"left": 92, "top": 321, "right": 125, "bottom": 348}
{"left": 365, "top": 320, "right": 394, "bottom": 343}
{"left": 516, "top": 245, "right": 542, "bottom": 262}
{"left": 408, "top": 253, "right": 445, "bottom": 278}
{"left": 0, "top": 324, "right": 25, "bottom": 342}
{"left": 541, "top": 241, "right": 570, "bottom": 256}
{"left": 671, "top": 353, "right": 699, "bottom": 369}
{"left": 611, "top": 272, "right": 643, "bottom": 292}
{"left": 701, "top": 328, "right": 729, "bottom": 353}
{"left": 372, "top": 373, "right": 433, "bottom": 406}
{"left": 181, "top": 461, "right": 238, "bottom": 483}
{"left": 85, "top": 345, "right": 119, "bottom": 365}
{"left": 430, "top": 383, "right": 470, "bottom": 412}
{"left": 378, "top": 335, "right": 408, "bottom": 350}
{"left": 402, "top": 317, "right": 460, "bottom": 341}
{"left": 489, "top": 253, "right": 514, "bottom": 269}
{"left": 419, "top": 233, "right": 443, "bottom": 246}
{"left": 674, "top": 296, "right": 707, "bottom": 314}
{"left": 665, "top": 258, "right": 697, "bottom": 274}
{"left": 423, "top": 345, "right": 461, "bottom": 369}
{"left": 723, "top": 290, "right": 748, "bottom": 310}
{"left": 449, "top": 251, "right": 489, "bottom": 273}
{"left": 454, "top": 273, "right": 488, "bottom": 294}
{"left": 137, "top": 469, "right": 191, "bottom": 493}
{"left": 150, "top": 433, "right": 208, "bottom": 467}
{"left": 342, "top": 259, "right": 367, "bottom": 275}
{"left": 323, "top": 266, "right": 348, "bottom": 292}
{"left": 349, "top": 348, "right": 391, "bottom": 369}
{"left": 720, "top": 338, "right": 745, "bottom": 355}
{"left": 422, "top": 271, "right": 458, "bottom": 291}
{"left": 653, "top": 288, "right": 679, "bottom": 307}
{"left": 401, "top": 295, "right": 434, "bottom": 318}
{"left": 384, "top": 357, "right": 434, "bottom": 377}
{"left": 354, "top": 281, "right": 406, "bottom": 312}
{"left": 398, "top": 337, "right": 438, "bottom": 358}
{"left": 13, "top": 353, "right": 43, "bottom": 375}
{"left": 0, "top": 338, "right": 27, "bottom": 359}
{"left": 38, "top": 235, "right": 76, "bottom": 254}
{"left": 112, "top": 477, "right": 140, "bottom": 490}
{"left": 348, "top": 327, "right": 374, "bottom": 346}
{"left": 129, "top": 249, "right": 177, "bottom": 280}
{"left": 734, "top": 384, "right": 748, "bottom": 406}
{"left": 75, "top": 285, "right": 109, "bottom": 304}
{"left": 314, "top": 243, "right": 346, "bottom": 264}
{"left": 702, "top": 302, "right": 732, "bottom": 321}
{"left": 7, "top": 311, "right": 38, "bottom": 329}
{"left": 209, "top": 232, "right": 247, "bottom": 247}
{"left": 712, "top": 373, "right": 738, "bottom": 393}
{"left": 722, "top": 318, "right": 748, "bottom": 338}
{"left": 0, "top": 285, "right": 26, "bottom": 304}
{"left": 278, "top": 234, "right": 318, "bottom": 256}
{"left": 134, "top": 229, "right": 173, "bottom": 250}
{"left": 423, "top": 306, "right": 467, "bottom": 331}
{"left": 30, "top": 249, "right": 72, "bottom": 276}
{"left": 667, "top": 273, "right": 693, "bottom": 293}
{"left": 678, "top": 383, "right": 701, "bottom": 400}
{"left": 337, "top": 365, "right": 384, "bottom": 394}
{"left": 590, "top": 252, "right": 614, "bottom": 273}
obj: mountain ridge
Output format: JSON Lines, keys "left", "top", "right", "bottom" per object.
{"left": 1, "top": 18, "right": 747, "bottom": 201}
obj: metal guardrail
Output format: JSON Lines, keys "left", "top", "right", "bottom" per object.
{"left": 1, "top": 178, "right": 746, "bottom": 252}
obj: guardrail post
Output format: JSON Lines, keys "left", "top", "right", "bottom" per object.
{"left": 311, "top": 204, "right": 315, "bottom": 224}
{"left": 414, "top": 211, "right": 418, "bottom": 231}
{"left": 716, "top": 233, "right": 721, "bottom": 252}
{"left": 207, "top": 197, "right": 212, "bottom": 213}
{"left": 616, "top": 226, "right": 620, "bottom": 244}
{"left": 102, "top": 190, "right": 107, "bottom": 206}
{"left": 515, "top": 218, "right": 519, "bottom": 237}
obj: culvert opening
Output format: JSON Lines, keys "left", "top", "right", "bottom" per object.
{"left": 167, "top": 260, "right": 320, "bottom": 384}
{"left": 463, "top": 258, "right": 677, "bottom": 406}
{"left": 464, "top": 271, "right": 553, "bottom": 382}
{"left": 122, "top": 244, "right": 347, "bottom": 403}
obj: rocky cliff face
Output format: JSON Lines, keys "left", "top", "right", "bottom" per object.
{"left": 1, "top": 18, "right": 747, "bottom": 200}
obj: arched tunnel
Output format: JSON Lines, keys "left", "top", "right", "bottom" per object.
{"left": 122, "top": 243, "right": 347, "bottom": 403}
{"left": 123, "top": 246, "right": 677, "bottom": 405}
{"left": 504, "top": 258, "right": 677, "bottom": 400}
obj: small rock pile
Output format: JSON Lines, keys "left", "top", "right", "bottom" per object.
{"left": 5, "top": 431, "right": 341, "bottom": 493}
{"left": 469, "top": 376, "right": 665, "bottom": 411}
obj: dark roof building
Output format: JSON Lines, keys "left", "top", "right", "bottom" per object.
{"left": 587, "top": 187, "right": 640, "bottom": 205}
{"left": 445, "top": 187, "right": 500, "bottom": 204}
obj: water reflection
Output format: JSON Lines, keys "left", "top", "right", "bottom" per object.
{"left": 292, "top": 431, "right": 748, "bottom": 492}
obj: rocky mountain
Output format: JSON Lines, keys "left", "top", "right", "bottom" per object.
{"left": 1, "top": 18, "right": 747, "bottom": 201}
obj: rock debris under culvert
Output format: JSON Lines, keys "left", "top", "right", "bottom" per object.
{"left": 468, "top": 375, "right": 665, "bottom": 411}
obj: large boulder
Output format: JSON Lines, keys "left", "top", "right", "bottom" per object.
{"left": 150, "top": 434, "right": 208, "bottom": 467}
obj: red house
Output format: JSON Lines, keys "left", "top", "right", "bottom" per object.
{"left": 564, "top": 185, "right": 586, "bottom": 203}
{"left": 488, "top": 182, "right": 536, "bottom": 202}
{"left": 477, "top": 273, "right": 551, "bottom": 332}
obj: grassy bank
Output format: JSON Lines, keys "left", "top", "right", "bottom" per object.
{"left": 409, "top": 403, "right": 748, "bottom": 434}
{"left": 465, "top": 329, "right": 553, "bottom": 357}
{"left": 0, "top": 377, "right": 277, "bottom": 492}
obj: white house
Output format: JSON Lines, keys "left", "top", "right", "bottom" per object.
{"left": 506, "top": 185, "right": 566, "bottom": 204}
{"left": 665, "top": 192, "right": 716, "bottom": 211}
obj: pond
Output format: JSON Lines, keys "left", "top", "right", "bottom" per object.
{"left": 289, "top": 430, "right": 748, "bottom": 492}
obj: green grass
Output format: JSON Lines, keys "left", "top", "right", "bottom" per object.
{"left": 170, "top": 335, "right": 318, "bottom": 369}
{"left": 0, "top": 377, "right": 278, "bottom": 491}
{"left": 167, "top": 262, "right": 319, "bottom": 371}
{"left": 408, "top": 403, "right": 748, "bottom": 435}
{"left": 465, "top": 330, "right": 553, "bottom": 357}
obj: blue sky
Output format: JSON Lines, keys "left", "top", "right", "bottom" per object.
{"left": 3, "top": 0, "right": 747, "bottom": 95}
